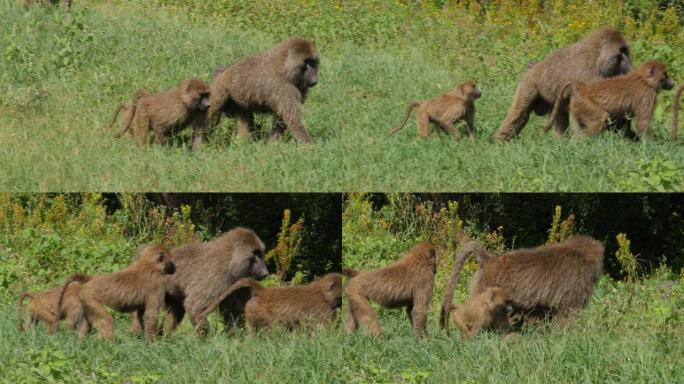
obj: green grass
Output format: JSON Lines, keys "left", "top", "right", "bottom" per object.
{"left": 1, "top": 1, "right": 684, "bottom": 191}
{"left": 2, "top": 274, "right": 682, "bottom": 383}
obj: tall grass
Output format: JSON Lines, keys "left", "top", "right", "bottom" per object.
{"left": 1, "top": 1, "right": 683, "bottom": 191}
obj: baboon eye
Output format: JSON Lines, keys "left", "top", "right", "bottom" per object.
{"left": 619, "top": 46, "right": 629, "bottom": 55}
{"left": 156, "top": 253, "right": 163, "bottom": 262}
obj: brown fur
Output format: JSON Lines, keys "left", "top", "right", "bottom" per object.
{"left": 445, "top": 287, "right": 513, "bottom": 339}
{"left": 390, "top": 81, "right": 481, "bottom": 139}
{"left": 341, "top": 266, "right": 359, "bottom": 278}
{"left": 16, "top": 283, "right": 87, "bottom": 335}
{"left": 161, "top": 228, "right": 269, "bottom": 336}
{"left": 495, "top": 28, "right": 631, "bottom": 140}
{"left": 440, "top": 236, "right": 604, "bottom": 330}
{"left": 193, "top": 273, "right": 343, "bottom": 331}
{"left": 545, "top": 61, "right": 674, "bottom": 139}
{"left": 58, "top": 245, "right": 175, "bottom": 341}
{"left": 345, "top": 242, "right": 437, "bottom": 337}
{"left": 672, "top": 84, "right": 684, "bottom": 140}
{"left": 126, "top": 79, "right": 211, "bottom": 151}
{"left": 208, "top": 37, "right": 319, "bottom": 143}
{"left": 110, "top": 89, "right": 151, "bottom": 137}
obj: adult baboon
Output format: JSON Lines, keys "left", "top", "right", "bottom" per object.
{"left": 109, "top": 89, "right": 151, "bottom": 137}
{"left": 126, "top": 79, "right": 211, "bottom": 151}
{"left": 16, "top": 283, "right": 88, "bottom": 335}
{"left": 544, "top": 61, "right": 674, "bottom": 139}
{"left": 495, "top": 28, "right": 631, "bottom": 140}
{"left": 440, "top": 236, "right": 604, "bottom": 329}
{"left": 345, "top": 242, "right": 437, "bottom": 337}
{"left": 58, "top": 245, "right": 175, "bottom": 340}
{"left": 161, "top": 228, "right": 269, "bottom": 335}
{"left": 672, "top": 84, "right": 684, "bottom": 140}
{"left": 444, "top": 287, "right": 515, "bottom": 339}
{"left": 208, "top": 37, "right": 319, "bottom": 143}
{"left": 390, "top": 81, "right": 482, "bottom": 139}
{"left": 193, "top": 273, "right": 343, "bottom": 331}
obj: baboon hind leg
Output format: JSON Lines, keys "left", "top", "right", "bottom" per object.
{"left": 495, "top": 85, "right": 538, "bottom": 140}
{"left": 348, "top": 294, "right": 381, "bottom": 337}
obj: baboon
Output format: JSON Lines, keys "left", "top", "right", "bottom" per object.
{"left": 161, "top": 228, "right": 269, "bottom": 335}
{"left": 544, "top": 61, "right": 674, "bottom": 139}
{"left": 16, "top": 283, "right": 88, "bottom": 335}
{"left": 192, "top": 273, "right": 343, "bottom": 331}
{"left": 24, "top": 0, "right": 71, "bottom": 7}
{"left": 390, "top": 81, "right": 482, "bottom": 139}
{"left": 127, "top": 79, "right": 211, "bottom": 151}
{"left": 345, "top": 242, "right": 437, "bottom": 337}
{"left": 444, "top": 287, "right": 515, "bottom": 339}
{"left": 208, "top": 37, "right": 319, "bottom": 143}
{"left": 109, "top": 89, "right": 151, "bottom": 137}
{"left": 672, "top": 84, "right": 684, "bottom": 140}
{"left": 495, "top": 28, "right": 631, "bottom": 140}
{"left": 58, "top": 244, "right": 175, "bottom": 340}
{"left": 440, "top": 236, "right": 604, "bottom": 330}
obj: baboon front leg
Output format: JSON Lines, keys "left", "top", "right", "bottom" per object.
{"left": 411, "top": 289, "right": 432, "bottom": 337}
{"left": 634, "top": 107, "right": 655, "bottom": 139}
{"left": 130, "top": 310, "right": 143, "bottom": 334}
{"left": 143, "top": 295, "right": 164, "bottom": 341}
{"left": 163, "top": 298, "right": 185, "bottom": 335}
{"left": 269, "top": 118, "right": 286, "bottom": 142}
{"left": 436, "top": 119, "right": 461, "bottom": 139}
{"left": 191, "top": 122, "right": 205, "bottom": 152}
{"left": 275, "top": 102, "right": 312, "bottom": 143}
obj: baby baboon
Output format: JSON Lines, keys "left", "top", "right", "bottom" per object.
{"left": 16, "top": 283, "right": 88, "bottom": 335}
{"left": 672, "top": 84, "right": 684, "bottom": 140}
{"left": 128, "top": 79, "right": 211, "bottom": 151}
{"left": 58, "top": 245, "right": 175, "bottom": 341}
{"left": 193, "top": 273, "right": 343, "bottom": 331}
{"left": 209, "top": 37, "right": 319, "bottom": 143}
{"left": 495, "top": 28, "right": 631, "bottom": 140}
{"left": 162, "top": 228, "right": 269, "bottom": 335}
{"left": 390, "top": 81, "right": 482, "bottom": 139}
{"left": 345, "top": 242, "right": 437, "bottom": 337}
{"left": 109, "top": 89, "right": 151, "bottom": 137}
{"left": 440, "top": 236, "right": 604, "bottom": 330}
{"left": 444, "top": 287, "right": 514, "bottom": 339}
{"left": 545, "top": 61, "right": 675, "bottom": 139}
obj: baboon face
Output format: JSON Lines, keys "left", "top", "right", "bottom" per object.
{"left": 597, "top": 31, "right": 631, "bottom": 77}
{"left": 321, "top": 274, "right": 343, "bottom": 309}
{"left": 138, "top": 245, "right": 176, "bottom": 275}
{"left": 285, "top": 39, "right": 319, "bottom": 91}
{"left": 641, "top": 61, "right": 675, "bottom": 91}
{"left": 248, "top": 248, "right": 269, "bottom": 279}
{"left": 182, "top": 79, "right": 211, "bottom": 111}
{"left": 459, "top": 81, "right": 481, "bottom": 101}
{"left": 230, "top": 235, "right": 269, "bottom": 280}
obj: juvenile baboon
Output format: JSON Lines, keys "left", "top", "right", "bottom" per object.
{"left": 193, "top": 273, "right": 343, "bottom": 331}
{"left": 345, "top": 242, "right": 437, "bottom": 337}
{"left": 495, "top": 28, "right": 631, "bottom": 140}
{"left": 58, "top": 245, "right": 175, "bottom": 341}
{"left": 440, "top": 236, "right": 604, "bottom": 330}
{"left": 444, "top": 287, "right": 514, "bottom": 339}
{"left": 24, "top": 0, "right": 71, "bottom": 7}
{"left": 109, "top": 89, "right": 151, "bottom": 137}
{"left": 672, "top": 84, "right": 684, "bottom": 140}
{"left": 16, "top": 283, "right": 88, "bottom": 335}
{"left": 390, "top": 81, "right": 482, "bottom": 139}
{"left": 544, "top": 61, "right": 674, "bottom": 139}
{"left": 161, "top": 228, "right": 269, "bottom": 335}
{"left": 128, "top": 79, "right": 211, "bottom": 151}
{"left": 209, "top": 37, "right": 319, "bottom": 143}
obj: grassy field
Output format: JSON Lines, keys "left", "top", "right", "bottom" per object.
{"left": 1, "top": 0, "right": 683, "bottom": 191}
{"left": 2, "top": 273, "right": 683, "bottom": 384}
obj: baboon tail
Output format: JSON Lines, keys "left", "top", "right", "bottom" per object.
{"left": 56, "top": 274, "right": 90, "bottom": 324}
{"left": 543, "top": 83, "right": 572, "bottom": 134}
{"left": 109, "top": 104, "right": 126, "bottom": 133}
{"left": 16, "top": 291, "right": 33, "bottom": 332}
{"left": 342, "top": 267, "right": 360, "bottom": 278}
{"left": 672, "top": 84, "right": 684, "bottom": 140}
{"left": 389, "top": 101, "right": 420, "bottom": 134}
{"left": 439, "top": 241, "right": 490, "bottom": 330}
{"left": 192, "top": 278, "right": 263, "bottom": 326}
